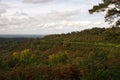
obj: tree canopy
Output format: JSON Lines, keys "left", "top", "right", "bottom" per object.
{"left": 89, "top": 0, "right": 120, "bottom": 27}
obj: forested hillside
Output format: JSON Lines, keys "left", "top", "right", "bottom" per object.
{"left": 0, "top": 27, "right": 120, "bottom": 80}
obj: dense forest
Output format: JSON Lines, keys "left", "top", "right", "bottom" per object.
{"left": 0, "top": 27, "right": 120, "bottom": 80}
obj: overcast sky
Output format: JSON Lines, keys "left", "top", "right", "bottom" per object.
{"left": 0, "top": 0, "right": 108, "bottom": 34}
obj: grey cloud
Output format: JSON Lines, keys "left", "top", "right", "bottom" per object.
{"left": 39, "top": 21, "right": 91, "bottom": 30}
{"left": 0, "top": 6, "right": 102, "bottom": 34}
{"left": 0, "top": 2, "right": 11, "bottom": 16}
{"left": 0, "top": 14, "right": 102, "bottom": 34}
{"left": 0, "top": 9, "right": 83, "bottom": 32}
{"left": 0, "top": 11, "right": 29, "bottom": 31}
{"left": 0, "top": 17, "right": 8, "bottom": 27}
{"left": 23, "top": 0, "right": 55, "bottom": 3}
{"left": 51, "top": 10, "right": 79, "bottom": 18}
{"left": 0, "top": 4, "right": 7, "bottom": 15}
{"left": 42, "top": 10, "right": 81, "bottom": 21}
{"left": 0, "top": 14, "right": 91, "bottom": 32}
{"left": 0, "top": 9, "right": 6, "bottom": 15}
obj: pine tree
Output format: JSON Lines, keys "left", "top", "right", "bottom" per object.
{"left": 89, "top": 0, "right": 120, "bottom": 26}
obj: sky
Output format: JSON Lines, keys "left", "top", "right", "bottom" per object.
{"left": 0, "top": 0, "right": 108, "bottom": 34}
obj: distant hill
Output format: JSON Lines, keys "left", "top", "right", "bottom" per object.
{"left": 0, "top": 34, "right": 45, "bottom": 38}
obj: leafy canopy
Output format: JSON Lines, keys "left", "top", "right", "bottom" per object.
{"left": 89, "top": 0, "right": 120, "bottom": 27}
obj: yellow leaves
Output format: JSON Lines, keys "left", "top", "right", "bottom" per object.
{"left": 13, "top": 52, "right": 18, "bottom": 57}
{"left": 49, "top": 54, "right": 56, "bottom": 64}
{"left": 13, "top": 52, "right": 20, "bottom": 60}
{"left": 48, "top": 54, "right": 54, "bottom": 62}
{"left": 74, "top": 57, "right": 83, "bottom": 65}
{"left": 12, "top": 49, "right": 34, "bottom": 63}
{"left": 20, "top": 49, "right": 30, "bottom": 61}
{"left": 48, "top": 52, "right": 68, "bottom": 65}
{"left": 21, "top": 49, "right": 30, "bottom": 55}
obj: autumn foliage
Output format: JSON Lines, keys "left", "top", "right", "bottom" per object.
{"left": 0, "top": 27, "right": 120, "bottom": 80}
